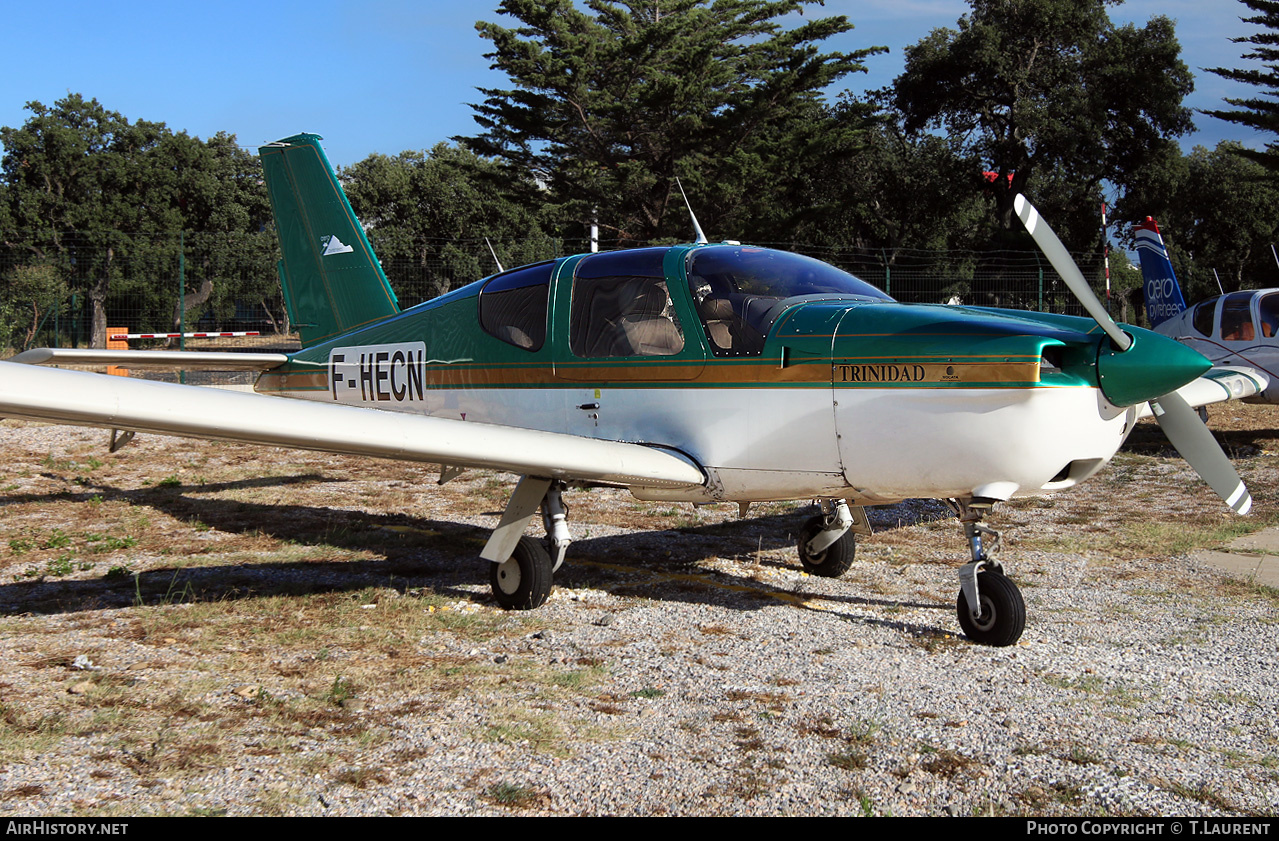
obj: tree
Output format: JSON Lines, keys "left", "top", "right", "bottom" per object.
{"left": 464, "top": 0, "right": 883, "bottom": 245}
{"left": 894, "top": 0, "right": 1194, "bottom": 249}
{"left": 1204, "top": 0, "right": 1279, "bottom": 176}
{"left": 795, "top": 97, "right": 987, "bottom": 256}
{"left": 341, "top": 143, "right": 551, "bottom": 300}
{"left": 0, "top": 95, "right": 273, "bottom": 346}
{"left": 1116, "top": 141, "right": 1279, "bottom": 302}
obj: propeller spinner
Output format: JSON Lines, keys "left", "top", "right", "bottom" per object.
{"left": 1013, "top": 195, "right": 1252, "bottom": 515}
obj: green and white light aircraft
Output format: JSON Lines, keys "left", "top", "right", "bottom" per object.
{"left": 1, "top": 134, "right": 1264, "bottom": 646}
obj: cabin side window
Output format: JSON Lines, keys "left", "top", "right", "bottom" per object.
{"left": 1258, "top": 294, "right": 1279, "bottom": 339}
{"left": 479, "top": 262, "right": 554, "bottom": 352}
{"left": 570, "top": 248, "right": 685, "bottom": 358}
{"left": 1220, "top": 292, "right": 1255, "bottom": 342}
{"left": 1192, "top": 300, "right": 1217, "bottom": 337}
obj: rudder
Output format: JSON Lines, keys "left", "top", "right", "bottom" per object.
{"left": 1134, "top": 217, "right": 1187, "bottom": 330}
{"left": 259, "top": 134, "right": 399, "bottom": 348}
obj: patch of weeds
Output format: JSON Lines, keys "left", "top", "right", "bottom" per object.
{"left": 922, "top": 748, "right": 978, "bottom": 779}
{"left": 1157, "top": 779, "right": 1253, "bottom": 814}
{"left": 4, "top": 784, "right": 46, "bottom": 799}
{"left": 1064, "top": 746, "right": 1103, "bottom": 766}
{"left": 735, "top": 726, "right": 765, "bottom": 752}
{"left": 42, "top": 454, "right": 76, "bottom": 471}
{"left": 1050, "top": 781, "right": 1084, "bottom": 805}
{"left": 135, "top": 572, "right": 196, "bottom": 607}
{"left": 45, "top": 554, "right": 76, "bottom": 577}
{"left": 910, "top": 629, "right": 963, "bottom": 652}
{"left": 846, "top": 719, "right": 881, "bottom": 746}
{"left": 698, "top": 623, "right": 734, "bottom": 637}
{"left": 104, "top": 565, "right": 133, "bottom": 580}
{"left": 483, "top": 781, "right": 546, "bottom": 809}
{"left": 829, "top": 749, "right": 869, "bottom": 771}
{"left": 88, "top": 535, "right": 137, "bottom": 554}
{"left": 551, "top": 666, "right": 606, "bottom": 691}
{"left": 796, "top": 715, "right": 842, "bottom": 739}
{"left": 725, "top": 689, "right": 789, "bottom": 712}
{"left": 41, "top": 529, "right": 71, "bottom": 550}
{"left": 332, "top": 766, "right": 389, "bottom": 789}
{"left": 8, "top": 538, "right": 32, "bottom": 555}
{"left": 158, "top": 475, "right": 182, "bottom": 488}
{"left": 186, "top": 806, "right": 228, "bottom": 817}
{"left": 325, "top": 676, "right": 356, "bottom": 707}
{"left": 857, "top": 791, "right": 876, "bottom": 817}
{"left": 629, "top": 687, "right": 665, "bottom": 699}
{"left": 481, "top": 710, "right": 568, "bottom": 757}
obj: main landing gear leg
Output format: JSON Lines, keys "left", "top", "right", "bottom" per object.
{"left": 948, "top": 497, "right": 1026, "bottom": 647}
{"left": 481, "top": 477, "right": 572, "bottom": 611}
{"left": 797, "top": 499, "right": 869, "bottom": 577}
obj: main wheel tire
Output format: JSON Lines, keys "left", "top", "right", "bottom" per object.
{"left": 798, "top": 515, "right": 856, "bottom": 577}
{"left": 956, "top": 570, "right": 1026, "bottom": 647}
{"left": 490, "top": 536, "right": 553, "bottom": 610}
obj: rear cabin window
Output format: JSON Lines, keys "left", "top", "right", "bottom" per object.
{"left": 570, "top": 248, "right": 685, "bottom": 358}
{"left": 479, "top": 262, "right": 553, "bottom": 351}
{"left": 1192, "top": 300, "right": 1216, "bottom": 337}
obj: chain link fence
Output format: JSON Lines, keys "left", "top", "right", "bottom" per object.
{"left": 0, "top": 233, "right": 1109, "bottom": 354}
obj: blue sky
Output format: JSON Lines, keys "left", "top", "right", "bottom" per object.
{"left": 0, "top": 0, "right": 1264, "bottom": 168}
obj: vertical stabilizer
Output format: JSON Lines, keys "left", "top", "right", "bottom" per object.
{"left": 259, "top": 134, "right": 399, "bottom": 348}
{"left": 1134, "top": 217, "right": 1188, "bottom": 329}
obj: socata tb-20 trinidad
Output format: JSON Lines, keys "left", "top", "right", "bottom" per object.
{"left": 0, "top": 134, "right": 1265, "bottom": 646}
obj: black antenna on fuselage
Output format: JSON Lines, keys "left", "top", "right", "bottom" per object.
{"left": 676, "top": 178, "right": 708, "bottom": 245}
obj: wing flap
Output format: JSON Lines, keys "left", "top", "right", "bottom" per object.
{"left": 0, "top": 363, "right": 704, "bottom": 490}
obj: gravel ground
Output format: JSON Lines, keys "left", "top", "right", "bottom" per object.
{"left": 0, "top": 419, "right": 1275, "bottom": 817}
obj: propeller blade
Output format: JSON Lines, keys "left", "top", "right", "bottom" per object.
{"left": 1013, "top": 194, "right": 1132, "bottom": 351}
{"left": 1151, "top": 391, "right": 1252, "bottom": 514}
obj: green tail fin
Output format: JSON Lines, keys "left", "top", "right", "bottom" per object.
{"left": 259, "top": 133, "right": 399, "bottom": 348}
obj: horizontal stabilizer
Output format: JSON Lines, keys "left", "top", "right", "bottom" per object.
{"left": 0, "top": 363, "right": 704, "bottom": 490}
{"left": 9, "top": 349, "right": 289, "bottom": 371}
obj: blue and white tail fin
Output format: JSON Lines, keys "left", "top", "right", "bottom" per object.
{"left": 1134, "top": 217, "right": 1188, "bottom": 329}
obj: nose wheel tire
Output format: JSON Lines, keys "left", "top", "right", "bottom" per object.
{"left": 956, "top": 570, "right": 1025, "bottom": 647}
{"left": 798, "top": 515, "right": 856, "bottom": 578}
{"left": 490, "top": 536, "right": 554, "bottom": 610}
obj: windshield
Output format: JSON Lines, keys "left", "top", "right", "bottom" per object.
{"left": 687, "top": 246, "right": 891, "bottom": 357}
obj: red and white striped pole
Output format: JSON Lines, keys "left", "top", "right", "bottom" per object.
{"left": 1101, "top": 200, "right": 1111, "bottom": 315}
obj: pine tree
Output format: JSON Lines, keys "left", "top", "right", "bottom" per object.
{"left": 1204, "top": 0, "right": 1279, "bottom": 175}
{"left": 463, "top": 0, "right": 883, "bottom": 245}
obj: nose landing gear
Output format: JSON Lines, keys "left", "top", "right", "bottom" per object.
{"left": 949, "top": 497, "right": 1026, "bottom": 646}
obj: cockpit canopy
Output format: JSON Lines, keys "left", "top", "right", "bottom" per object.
{"left": 687, "top": 246, "right": 892, "bottom": 357}
{"left": 476, "top": 244, "right": 892, "bottom": 359}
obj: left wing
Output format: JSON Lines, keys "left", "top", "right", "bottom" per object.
{"left": 0, "top": 362, "right": 705, "bottom": 490}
